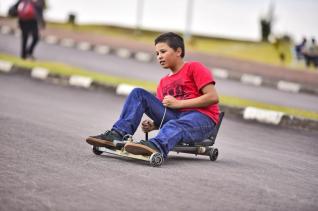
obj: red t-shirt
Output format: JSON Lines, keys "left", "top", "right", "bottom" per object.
{"left": 156, "top": 61, "right": 220, "bottom": 124}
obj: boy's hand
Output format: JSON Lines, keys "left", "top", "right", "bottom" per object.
{"left": 141, "top": 120, "right": 157, "bottom": 133}
{"left": 163, "top": 95, "right": 182, "bottom": 109}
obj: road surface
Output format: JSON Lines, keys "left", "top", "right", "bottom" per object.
{"left": 0, "top": 74, "right": 317, "bottom": 210}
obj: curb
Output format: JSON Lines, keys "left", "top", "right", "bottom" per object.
{"left": 213, "top": 68, "right": 318, "bottom": 95}
{"left": 1, "top": 59, "right": 318, "bottom": 132}
{"left": 1, "top": 24, "right": 318, "bottom": 96}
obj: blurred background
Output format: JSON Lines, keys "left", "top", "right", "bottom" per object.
{"left": 1, "top": 0, "right": 318, "bottom": 42}
{"left": 2, "top": 0, "right": 318, "bottom": 69}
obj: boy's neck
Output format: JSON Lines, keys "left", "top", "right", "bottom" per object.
{"left": 170, "top": 60, "right": 185, "bottom": 74}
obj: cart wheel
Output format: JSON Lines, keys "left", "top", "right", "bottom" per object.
{"left": 92, "top": 146, "right": 103, "bottom": 155}
{"left": 209, "top": 148, "right": 218, "bottom": 161}
{"left": 149, "top": 152, "right": 163, "bottom": 167}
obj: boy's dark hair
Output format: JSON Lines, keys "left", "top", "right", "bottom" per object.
{"left": 155, "top": 32, "right": 185, "bottom": 58}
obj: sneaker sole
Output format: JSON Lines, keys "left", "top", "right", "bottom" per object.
{"left": 124, "top": 143, "right": 157, "bottom": 156}
{"left": 86, "top": 137, "right": 115, "bottom": 147}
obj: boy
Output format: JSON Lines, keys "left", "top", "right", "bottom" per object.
{"left": 86, "top": 32, "right": 220, "bottom": 158}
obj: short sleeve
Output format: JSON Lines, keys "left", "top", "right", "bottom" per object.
{"left": 190, "top": 62, "right": 215, "bottom": 91}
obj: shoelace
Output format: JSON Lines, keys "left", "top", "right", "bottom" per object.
{"left": 123, "top": 134, "right": 133, "bottom": 142}
{"left": 103, "top": 130, "right": 111, "bottom": 136}
{"left": 103, "top": 130, "right": 122, "bottom": 140}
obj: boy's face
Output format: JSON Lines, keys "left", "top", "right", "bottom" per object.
{"left": 155, "top": 42, "right": 182, "bottom": 69}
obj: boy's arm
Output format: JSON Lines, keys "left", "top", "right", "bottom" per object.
{"left": 162, "top": 84, "right": 218, "bottom": 109}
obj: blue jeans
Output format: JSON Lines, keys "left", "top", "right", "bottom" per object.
{"left": 112, "top": 88, "right": 216, "bottom": 157}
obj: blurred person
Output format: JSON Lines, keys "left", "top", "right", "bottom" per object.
{"left": 86, "top": 32, "right": 220, "bottom": 159}
{"left": 303, "top": 37, "right": 318, "bottom": 68}
{"left": 11, "top": 0, "right": 46, "bottom": 59}
{"left": 294, "top": 37, "right": 307, "bottom": 60}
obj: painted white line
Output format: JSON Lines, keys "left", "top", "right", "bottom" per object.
{"left": 0, "top": 25, "right": 12, "bottom": 34}
{"left": 241, "top": 74, "right": 262, "bottom": 86}
{"left": 116, "top": 48, "right": 132, "bottom": 59}
{"left": 277, "top": 81, "right": 301, "bottom": 93}
{"left": 60, "top": 38, "right": 75, "bottom": 48}
{"left": 69, "top": 75, "right": 92, "bottom": 88}
{"left": 135, "top": 52, "right": 152, "bottom": 62}
{"left": 31, "top": 67, "right": 49, "bottom": 79}
{"left": 212, "top": 68, "right": 229, "bottom": 79}
{"left": 77, "top": 42, "right": 91, "bottom": 51}
{"left": 94, "top": 45, "right": 111, "bottom": 54}
{"left": 0, "top": 60, "right": 13, "bottom": 73}
{"left": 243, "top": 107, "right": 284, "bottom": 125}
{"left": 116, "top": 84, "right": 136, "bottom": 96}
{"left": 44, "top": 35, "right": 59, "bottom": 44}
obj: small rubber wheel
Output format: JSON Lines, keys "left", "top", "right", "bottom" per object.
{"left": 209, "top": 148, "right": 218, "bottom": 161}
{"left": 149, "top": 152, "right": 163, "bottom": 167}
{"left": 92, "top": 146, "right": 103, "bottom": 155}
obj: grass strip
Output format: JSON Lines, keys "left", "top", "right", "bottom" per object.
{"left": 0, "top": 53, "right": 155, "bottom": 91}
{"left": 1, "top": 53, "right": 317, "bottom": 121}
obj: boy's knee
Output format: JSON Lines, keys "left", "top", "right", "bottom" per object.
{"left": 131, "top": 87, "right": 147, "bottom": 96}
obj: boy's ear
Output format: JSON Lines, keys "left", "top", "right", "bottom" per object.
{"left": 176, "top": 47, "right": 182, "bottom": 57}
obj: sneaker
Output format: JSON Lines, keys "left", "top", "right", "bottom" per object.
{"left": 86, "top": 130, "right": 123, "bottom": 148}
{"left": 124, "top": 140, "right": 159, "bottom": 156}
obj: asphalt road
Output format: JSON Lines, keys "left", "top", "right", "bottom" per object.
{"left": 1, "top": 33, "right": 318, "bottom": 113}
{"left": 0, "top": 74, "right": 317, "bottom": 211}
